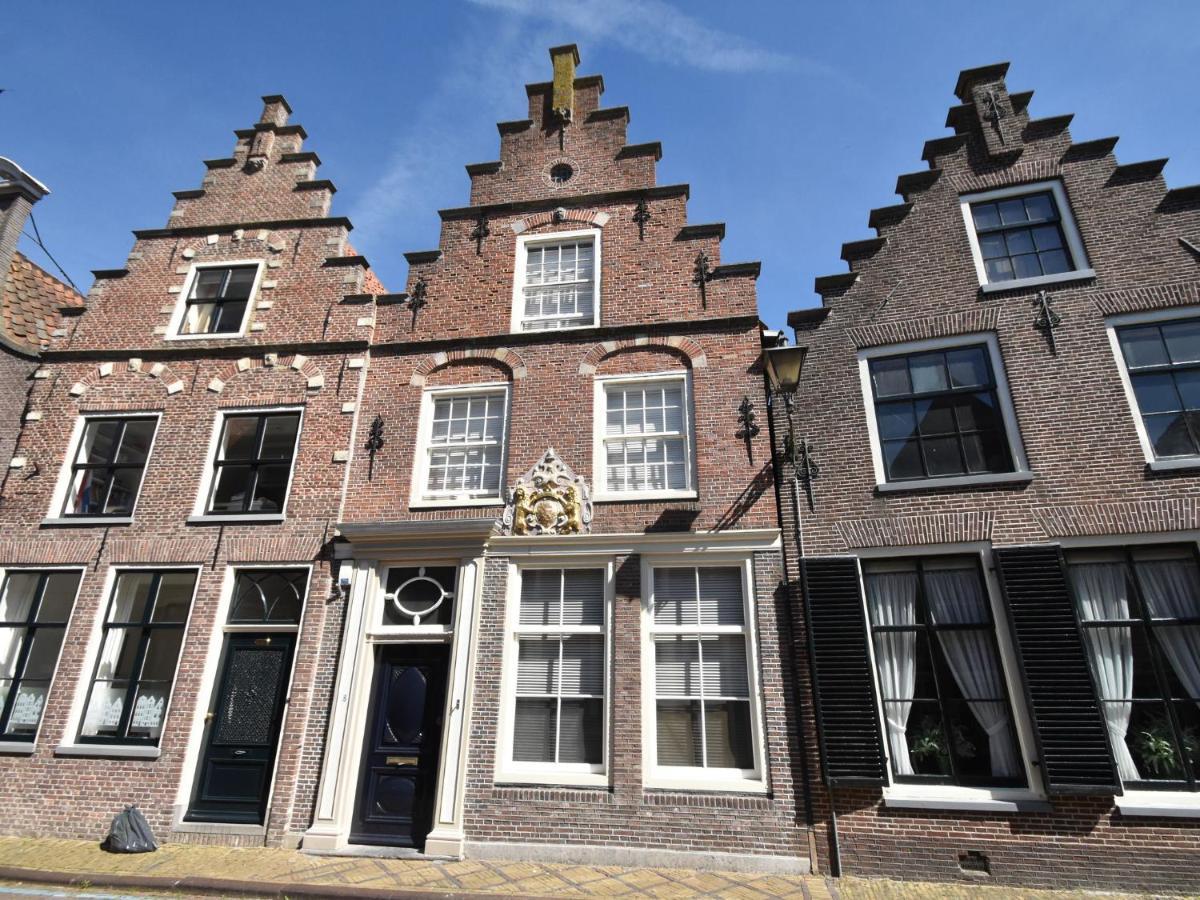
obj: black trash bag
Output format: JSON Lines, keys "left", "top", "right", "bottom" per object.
{"left": 101, "top": 804, "right": 158, "bottom": 853}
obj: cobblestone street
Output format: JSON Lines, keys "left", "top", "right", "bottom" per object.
{"left": 0, "top": 838, "right": 1162, "bottom": 899}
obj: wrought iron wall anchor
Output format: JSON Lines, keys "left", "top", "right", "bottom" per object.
{"left": 405, "top": 276, "right": 429, "bottom": 329}
{"left": 1033, "top": 290, "right": 1063, "bottom": 354}
{"left": 785, "top": 432, "right": 820, "bottom": 512}
{"left": 632, "top": 196, "right": 651, "bottom": 241}
{"left": 736, "top": 395, "right": 759, "bottom": 462}
{"left": 983, "top": 88, "right": 1007, "bottom": 145}
{"left": 694, "top": 251, "right": 712, "bottom": 307}
{"left": 366, "top": 414, "right": 385, "bottom": 480}
{"left": 470, "top": 213, "right": 490, "bottom": 255}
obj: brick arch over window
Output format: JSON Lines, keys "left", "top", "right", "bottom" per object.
{"left": 67, "top": 359, "right": 187, "bottom": 398}
{"left": 511, "top": 208, "right": 611, "bottom": 234}
{"left": 578, "top": 336, "right": 708, "bottom": 376}
{"left": 207, "top": 354, "right": 325, "bottom": 394}
{"left": 410, "top": 348, "right": 528, "bottom": 387}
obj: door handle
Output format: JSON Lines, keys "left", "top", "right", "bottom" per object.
{"left": 204, "top": 712, "right": 214, "bottom": 723}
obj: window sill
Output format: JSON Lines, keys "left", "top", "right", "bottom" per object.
{"left": 883, "top": 786, "right": 1050, "bottom": 813}
{"left": 42, "top": 516, "right": 133, "bottom": 527}
{"left": 594, "top": 490, "right": 699, "bottom": 503}
{"left": 410, "top": 497, "right": 504, "bottom": 510}
{"left": 55, "top": 743, "right": 161, "bottom": 760}
{"left": 495, "top": 771, "right": 609, "bottom": 789}
{"left": 979, "top": 268, "right": 1096, "bottom": 294}
{"left": 1116, "top": 791, "right": 1200, "bottom": 818}
{"left": 644, "top": 772, "right": 767, "bottom": 794}
{"left": 0, "top": 740, "right": 35, "bottom": 755}
{"left": 512, "top": 322, "right": 599, "bottom": 335}
{"left": 187, "top": 513, "right": 286, "bottom": 525}
{"left": 875, "top": 471, "right": 1034, "bottom": 494}
{"left": 1146, "top": 457, "right": 1200, "bottom": 473}
{"left": 164, "top": 331, "right": 249, "bottom": 341}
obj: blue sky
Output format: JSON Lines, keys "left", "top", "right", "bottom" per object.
{"left": 5, "top": 1, "right": 1198, "bottom": 330}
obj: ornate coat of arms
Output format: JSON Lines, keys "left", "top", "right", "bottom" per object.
{"left": 501, "top": 448, "right": 593, "bottom": 536}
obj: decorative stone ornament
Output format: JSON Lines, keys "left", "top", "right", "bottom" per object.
{"left": 501, "top": 448, "right": 592, "bottom": 536}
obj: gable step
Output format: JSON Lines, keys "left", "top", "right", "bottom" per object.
{"left": 921, "top": 134, "right": 967, "bottom": 162}
{"left": 868, "top": 202, "right": 913, "bottom": 232}
{"left": 1062, "top": 136, "right": 1119, "bottom": 163}
{"left": 677, "top": 223, "right": 725, "bottom": 241}
{"left": 814, "top": 272, "right": 858, "bottom": 294}
{"left": 895, "top": 169, "right": 941, "bottom": 199}
{"left": 1111, "top": 159, "right": 1169, "bottom": 183}
{"left": 841, "top": 237, "right": 886, "bottom": 263}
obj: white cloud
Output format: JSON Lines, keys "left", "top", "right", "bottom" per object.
{"left": 467, "top": 0, "right": 795, "bottom": 73}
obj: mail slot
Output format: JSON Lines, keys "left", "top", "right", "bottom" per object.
{"left": 386, "top": 755, "right": 418, "bottom": 767}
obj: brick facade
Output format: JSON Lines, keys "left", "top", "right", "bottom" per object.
{"left": 775, "top": 62, "right": 1200, "bottom": 892}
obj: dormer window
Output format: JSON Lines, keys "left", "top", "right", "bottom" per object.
{"left": 960, "top": 181, "right": 1092, "bottom": 293}
{"left": 512, "top": 229, "right": 600, "bottom": 332}
{"left": 171, "top": 263, "right": 262, "bottom": 338}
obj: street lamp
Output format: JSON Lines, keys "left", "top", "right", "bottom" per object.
{"left": 762, "top": 344, "right": 818, "bottom": 510}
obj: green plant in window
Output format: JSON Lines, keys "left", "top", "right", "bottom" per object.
{"left": 1132, "top": 715, "right": 1197, "bottom": 777}
{"left": 909, "top": 716, "right": 976, "bottom": 774}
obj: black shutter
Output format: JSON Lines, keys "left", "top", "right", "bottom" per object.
{"left": 994, "top": 545, "right": 1121, "bottom": 795}
{"left": 800, "top": 556, "right": 887, "bottom": 785}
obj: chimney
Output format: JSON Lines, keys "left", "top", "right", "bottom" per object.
{"left": 549, "top": 44, "right": 580, "bottom": 125}
{"left": 249, "top": 95, "right": 293, "bottom": 165}
{"left": 954, "top": 63, "right": 1023, "bottom": 158}
{"left": 0, "top": 157, "right": 50, "bottom": 303}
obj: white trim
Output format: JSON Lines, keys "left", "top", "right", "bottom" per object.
{"left": 592, "top": 370, "right": 697, "bottom": 501}
{"left": 409, "top": 382, "right": 510, "bottom": 509}
{"left": 857, "top": 331, "right": 1030, "bottom": 489}
{"left": 165, "top": 259, "right": 265, "bottom": 340}
{"left": 511, "top": 227, "right": 601, "bottom": 333}
{"left": 62, "top": 565, "right": 202, "bottom": 750}
{"left": 1104, "top": 304, "right": 1200, "bottom": 466}
{"left": 856, "top": 549, "right": 1045, "bottom": 799}
{"left": 959, "top": 180, "right": 1090, "bottom": 290}
{"left": 0, "top": 565, "right": 86, "bottom": 748}
{"left": 489, "top": 528, "right": 781, "bottom": 557}
{"left": 495, "top": 560, "right": 614, "bottom": 788}
{"left": 172, "top": 564, "right": 311, "bottom": 829}
{"left": 1116, "top": 790, "right": 1200, "bottom": 818}
{"left": 639, "top": 554, "right": 768, "bottom": 793}
{"left": 191, "top": 405, "right": 304, "bottom": 519}
{"left": 47, "top": 412, "right": 163, "bottom": 522}
{"left": 1057, "top": 533, "right": 1200, "bottom": 550}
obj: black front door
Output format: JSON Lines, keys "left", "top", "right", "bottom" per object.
{"left": 185, "top": 633, "right": 295, "bottom": 824}
{"left": 350, "top": 644, "right": 449, "bottom": 849}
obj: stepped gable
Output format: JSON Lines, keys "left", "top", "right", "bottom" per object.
{"left": 1, "top": 251, "right": 84, "bottom": 352}
{"left": 796, "top": 62, "right": 1200, "bottom": 325}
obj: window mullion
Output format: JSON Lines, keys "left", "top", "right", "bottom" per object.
{"left": 917, "top": 560, "right": 961, "bottom": 784}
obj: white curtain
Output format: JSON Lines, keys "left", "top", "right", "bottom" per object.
{"left": 924, "top": 569, "right": 1021, "bottom": 778}
{"left": 1135, "top": 559, "right": 1200, "bottom": 707}
{"left": 865, "top": 572, "right": 918, "bottom": 776}
{"left": 1070, "top": 563, "right": 1141, "bottom": 782}
{"left": 0, "top": 575, "right": 38, "bottom": 711}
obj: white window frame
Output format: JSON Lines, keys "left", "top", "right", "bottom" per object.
{"left": 189, "top": 405, "right": 304, "bottom": 524}
{"left": 45, "top": 412, "right": 163, "bottom": 526}
{"left": 166, "top": 260, "right": 265, "bottom": 340}
{"left": 0, "top": 565, "right": 86, "bottom": 755}
{"left": 593, "top": 370, "right": 697, "bottom": 501}
{"left": 510, "top": 228, "right": 601, "bottom": 333}
{"left": 854, "top": 543, "right": 1047, "bottom": 813}
{"left": 56, "top": 564, "right": 202, "bottom": 759}
{"left": 857, "top": 331, "right": 1031, "bottom": 492}
{"left": 410, "top": 382, "right": 511, "bottom": 508}
{"left": 959, "top": 180, "right": 1093, "bottom": 293}
{"left": 640, "top": 554, "right": 768, "bottom": 793}
{"left": 1105, "top": 305, "right": 1200, "bottom": 471}
{"left": 495, "top": 559, "right": 613, "bottom": 787}
{"left": 173, "top": 563, "right": 311, "bottom": 833}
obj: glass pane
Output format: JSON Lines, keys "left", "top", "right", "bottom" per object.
{"left": 654, "top": 568, "right": 696, "bottom": 626}
{"left": 952, "top": 392, "right": 999, "bottom": 431}
{"left": 700, "top": 635, "right": 749, "bottom": 697}
{"left": 0, "top": 573, "right": 40, "bottom": 622}
{"left": 115, "top": 420, "right": 155, "bottom": 464}
{"left": 95, "top": 630, "right": 140, "bottom": 681}
{"left": 260, "top": 415, "right": 300, "bottom": 459}
{"left": 152, "top": 573, "right": 196, "bottom": 623}
{"left": 984, "top": 257, "right": 1014, "bottom": 282}
{"left": 997, "top": 198, "right": 1028, "bottom": 225}
{"left": 656, "top": 700, "right": 702, "bottom": 767}
{"left": 560, "top": 636, "right": 604, "bottom": 696}
{"left": 1120, "top": 325, "right": 1171, "bottom": 369}
{"left": 978, "top": 232, "right": 1007, "bottom": 260}
{"left": 210, "top": 466, "right": 253, "bottom": 512}
{"left": 1004, "top": 228, "right": 1035, "bottom": 256}
{"left": 138, "top": 629, "right": 184, "bottom": 681}
{"left": 914, "top": 398, "right": 955, "bottom": 436}
{"left": 971, "top": 202, "right": 1001, "bottom": 230}
{"left": 190, "top": 268, "right": 226, "bottom": 299}
{"left": 871, "top": 357, "right": 911, "bottom": 397}
{"left": 105, "top": 467, "right": 144, "bottom": 515}
{"left": 212, "top": 301, "right": 248, "bottom": 334}
{"left": 81, "top": 680, "right": 129, "bottom": 737}
{"left": 1031, "top": 224, "right": 1064, "bottom": 251}
{"left": 250, "top": 465, "right": 291, "bottom": 512}
{"left": 1176, "top": 371, "right": 1200, "bottom": 409}
{"left": 1164, "top": 320, "right": 1200, "bottom": 365}
{"left": 519, "top": 569, "right": 559, "bottom": 625}
{"left": 1038, "top": 249, "right": 1072, "bottom": 275}
{"left": 219, "top": 417, "right": 260, "bottom": 461}
{"left": 516, "top": 639, "right": 558, "bottom": 695}
{"left": 704, "top": 700, "right": 753, "bottom": 768}
{"left": 68, "top": 469, "right": 112, "bottom": 516}
{"left": 562, "top": 569, "right": 604, "bottom": 626}
{"left": 37, "top": 573, "right": 81, "bottom": 622}
{"left": 909, "top": 353, "right": 948, "bottom": 394}
{"left": 4, "top": 682, "right": 48, "bottom": 734}
{"left": 183, "top": 302, "right": 220, "bottom": 335}
{"left": 1145, "top": 413, "right": 1196, "bottom": 457}
{"left": 697, "top": 568, "right": 744, "bottom": 626}
{"left": 923, "top": 436, "right": 966, "bottom": 477}
{"left": 0, "top": 627, "right": 27, "bottom": 678}
{"left": 21, "top": 627, "right": 65, "bottom": 680}
{"left": 1023, "top": 193, "right": 1056, "bottom": 222}
{"left": 558, "top": 698, "right": 603, "bottom": 764}
{"left": 655, "top": 637, "right": 699, "bottom": 697}
{"left": 1012, "top": 253, "right": 1042, "bottom": 280}
{"left": 883, "top": 438, "right": 923, "bottom": 480}
{"left": 109, "top": 573, "right": 155, "bottom": 623}
{"left": 961, "top": 432, "right": 1011, "bottom": 474}
{"left": 513, "top": 698, "right": 556, "bottom": 762}
{"left": 946, "top": 348, "right": 989, "bottom": 388}
{"left": 76, "top": 421, "right": 122, "bottom": 464}
{"left": 876, "top": 402, "right": 916, "bottom": 441}
{"left": 127, "top": 685, "right": 169, "bottom": 739}
{"left": 1132, "top": 373, "right": 1182, "bottom": 414}
{"left": 224, "top": 266, "right": 257, "bottom": 298}
{"left": 229, "top": 570, "right": 305, "bottom": 624}
{"left": 906, "top": 701, "right": 952, "bottom": 777}
{"left": 1127, "top": 700, "right": 1185, "bottom": 782}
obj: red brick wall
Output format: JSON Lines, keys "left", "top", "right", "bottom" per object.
{"left": 776, "top": 65, "right": 1200, "bottom": 892}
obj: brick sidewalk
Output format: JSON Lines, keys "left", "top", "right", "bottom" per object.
{"left": 0, "top": 837, "right": 1153, "bottom": 899}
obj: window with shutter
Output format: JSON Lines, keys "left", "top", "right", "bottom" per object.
{"left": 644, "top": 563, "right": 764, "bottom": 789}
{"left": 994, "top": 545, "right": 1121, "bottom": 795}
{"left": 501, "top": 567, "right": 607, "bottom": 783}
{"left": 801, "top": 557, "right": 887, "bottom": 785}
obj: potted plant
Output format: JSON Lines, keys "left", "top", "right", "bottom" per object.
{"left": 909, "top": 715, "right": 976, "bottom": 775}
